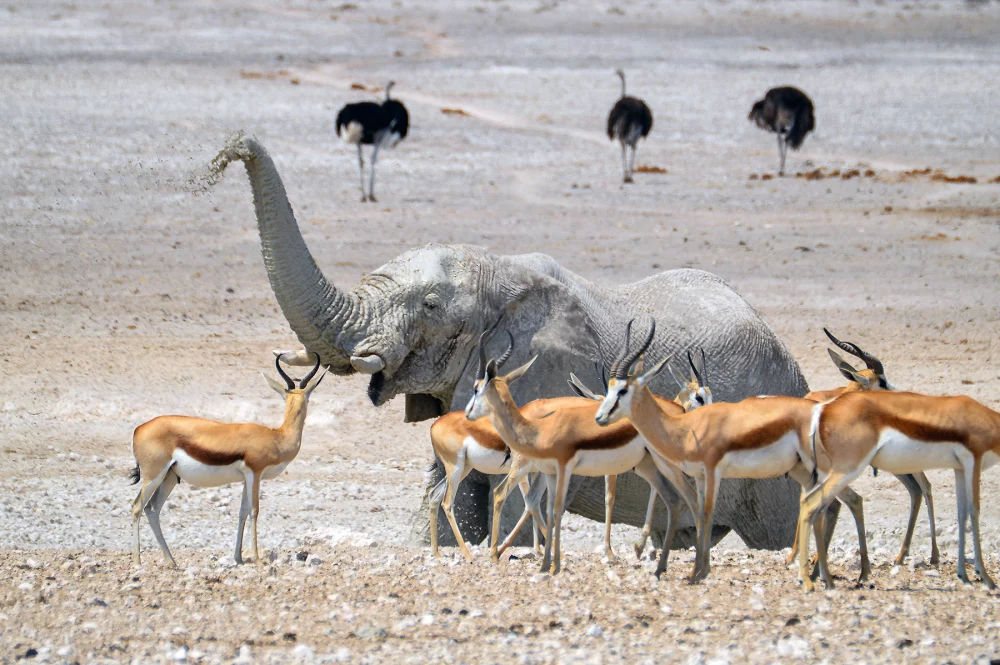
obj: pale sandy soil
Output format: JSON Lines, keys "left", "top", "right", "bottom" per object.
{"left": 2, "top": 0, "right": 1000, "bottom": 662}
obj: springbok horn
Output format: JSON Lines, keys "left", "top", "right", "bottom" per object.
{"left": 496, "top": 331, "right": 515, "bottom": 369}
{"left": 621, "top": 319, "right": 656, "bottom": 378}
{"left": 687, "top": 350, "right": 704, "bottom": 386}
{"left": 298, "top": 353, "right": 322, "bottom": 389}
{"left": 823, "top": 327, "right": 885, "bottom": 376}
{"left": 611, "top": 319, "right": 635, "bottom": 379}
{"left": 275, "top": 355, "right": 295, "bottom": 391}
{"left": 476, "top": 330, "right": 490, "bottom": 380}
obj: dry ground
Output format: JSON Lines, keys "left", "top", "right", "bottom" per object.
{"left": 2, "top": 0, "right": 1000, "bottom": 662}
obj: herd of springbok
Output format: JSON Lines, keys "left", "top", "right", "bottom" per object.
{"left": 129, "top": 325, "right": 1000, "bottom": 593}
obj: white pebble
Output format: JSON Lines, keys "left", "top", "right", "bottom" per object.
{"left": 292, "top": 644, "right": 314, "bottom": 660}
{"left": 585, "top": 623, "right": 603, "bottom": 638}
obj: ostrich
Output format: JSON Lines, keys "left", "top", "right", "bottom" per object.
{"left": 748, "top": 86, "right": 815, "bottom": 176}
{"left": 606, "top": 69, "right": 653, "bottom": 184}
{"left": 336, "top": 80, "right": 410, "bottom": 202}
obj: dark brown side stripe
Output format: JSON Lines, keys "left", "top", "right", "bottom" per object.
{"left": 177, "top": 435, "right": 244, "bottom": 466}
{"left": 576, "top": 422, "right": 640, "bottom": 451}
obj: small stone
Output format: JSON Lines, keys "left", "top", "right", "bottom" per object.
{"left": 585, "top": 623, "right": 604, "bottom": 638}
{"left": 530, "top": 574, "right": 550, "bottom": 583}
{"left": 420, "top": 613, "right": 435, "bottom": 626}
{"left": 295, "top": 551, "right": 309, "bottom": 562}
{"left": 292, "top": 644, "right": 314, "bottom": 660}
{"left": 171, "top": 646, "right": 188, "bottom": 661}
{"left": 25, "top": 558, "right": 40, "bottom": 569}
{"left": 333, "top": 648, "right": 352, "bottom": 663}
{"left": 749, "top": 598, "right": 764, "bottom": 611}
{"left": 890, "top": 566, "right": 901, "bottom": 577}
{"left": 776, "top": 637, "right": 808, "bottom": 658}
{"left": 56, "top": 646, "right": 74, "bottom": 658}
{"left": 924, "top": 570, "right": 940, "bottom": 578}
{"left": 307, "top": 555, "right": 323, "bottom": 567}
{"left": 24, "top": 648, "right": 38, "bottom": 658}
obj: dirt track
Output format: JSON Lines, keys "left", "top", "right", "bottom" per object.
{"left": 2, "top": 0, "right": 1000, "bottom": 662}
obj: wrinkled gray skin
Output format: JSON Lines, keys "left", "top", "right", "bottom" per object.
{"left": 204, "top": 132, "right": 816, "bottom": 551}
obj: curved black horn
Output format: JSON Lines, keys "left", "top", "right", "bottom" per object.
{"left": 687, "top": 350, "right": 704, "bottom": 386}
{"left": 298, "top": 353, "right": 322, "bottom": 389}
{"left": 620, "top": 319, "right": 655, "bottom": 378}
{"left": 823, "top": 327, "right": 884, "bottom": 376}
{"left": 476, "top": 330, "right": 490, "bottom": 379}
{"left": 496, "top": 331, "right": 515, "bottom": 369}
{"left": 275, "top": 355, "right": 295, "bottom": 391}
{"left": 610, "top": 319, "right": 635, "bottom": 379}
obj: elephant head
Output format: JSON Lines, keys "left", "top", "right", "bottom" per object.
{"left": 205, "top": 133, "right": 601, "bottom": 420}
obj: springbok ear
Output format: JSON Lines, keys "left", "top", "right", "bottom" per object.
{"left": 666, "top": 363, "right": 686, "bottom": 389}
{"left": 828, "top": 349, "right": 862, "bottom": 383}
{"left": 630, "top": 356, "right": 645, "bottom": 377}
{"left": 263, "top": 372, "right": 288, "bottom": 396}
{"left": 485, "top": 359, "right": 499, "bottom": 382}
{"left": 568, "top": 373, "right": 601, "bottom": 401}
{"left": 504, "top": 355, "right": 538, "bottom": 385}
{"left": 303, "top": 368, "right": 329, "bottom": 394}
{"left": 636, "top": 354, "right": 672, "bottom": 386}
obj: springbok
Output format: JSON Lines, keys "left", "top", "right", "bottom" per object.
{"left": 792, "top": 329, "right": 938, "bottom": 567}
{"left": 429, "top": 384, "right": 596, "bottom": 562}
{"left": 568, "top": 352, "right": 713, "bottom": 561}
{"left": 465, "top": 331, "right": 701, "bottom": 577}
{"left": 799, "top": 389, "right": 1000, "bottom": 591}
{"left": 129, "top": 355, "right": 326, "bottom": 566}
{"left": 595, "top": 320, "right": 871, "bottom": 583}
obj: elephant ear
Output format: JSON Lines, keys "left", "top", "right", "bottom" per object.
{"left": 450, "top": 268, "right": 604, "bottom": 409}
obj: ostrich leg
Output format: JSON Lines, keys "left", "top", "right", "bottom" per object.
{"left": 621, "top": 142, "right": 631, "bottom": 183}
{"left": 356, "top": 144, "right": 367, "bottom": 202}
{"left": 778, "top": 132, "right": 788, "bottom": 176}
{"left": 628, "top": 144, "right": 638, "bottom": 182}
{"left": 368, "top": 140, "right": 382, "bottom": 203}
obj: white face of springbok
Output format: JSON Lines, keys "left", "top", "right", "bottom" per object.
{"left": 595, "top": 354, "right": 672, "bottom": 426}
{"left": 823, "top": 327, "right": 895, "bottom": 392}
{"left": 463, "top": 330, "right": 535, "bottom": 422}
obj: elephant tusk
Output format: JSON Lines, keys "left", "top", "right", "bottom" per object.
{"left": 350, "top": 355, "right": 386, "bottom": 374}
{"left": 273, "top": 349, "right": 317, "bottom": 366}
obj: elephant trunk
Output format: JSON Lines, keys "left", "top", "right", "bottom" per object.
{"left": 204, "top": 132, "right": 364, "bottom": 372}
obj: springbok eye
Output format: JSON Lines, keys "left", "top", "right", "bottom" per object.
{"left": 695, "top": 395, "right": 705, "bottom": 404}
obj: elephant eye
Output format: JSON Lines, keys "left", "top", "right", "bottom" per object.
{"left": 423, "top": 294, "right": 441, "bottom": 311}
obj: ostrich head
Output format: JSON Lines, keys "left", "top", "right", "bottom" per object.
{"left": 385, "top": 80, "right": 396, "bottom": 100}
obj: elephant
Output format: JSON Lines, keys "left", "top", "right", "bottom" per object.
{"left": 203, "top": 131, "right": 820, "bottom": 552}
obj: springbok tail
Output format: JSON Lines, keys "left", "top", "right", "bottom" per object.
{"left": 128, "top": 464, "right": 141, "bottom": 485}
{"left": 808, "top": 404, "right": 823, "bottom": 487}
{"left": 428, "top": 477, "right": 448, "bottom": 506}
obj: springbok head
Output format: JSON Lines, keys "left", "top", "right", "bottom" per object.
{"left": 823, "top": 327, "right": 894, "bottom": 391}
